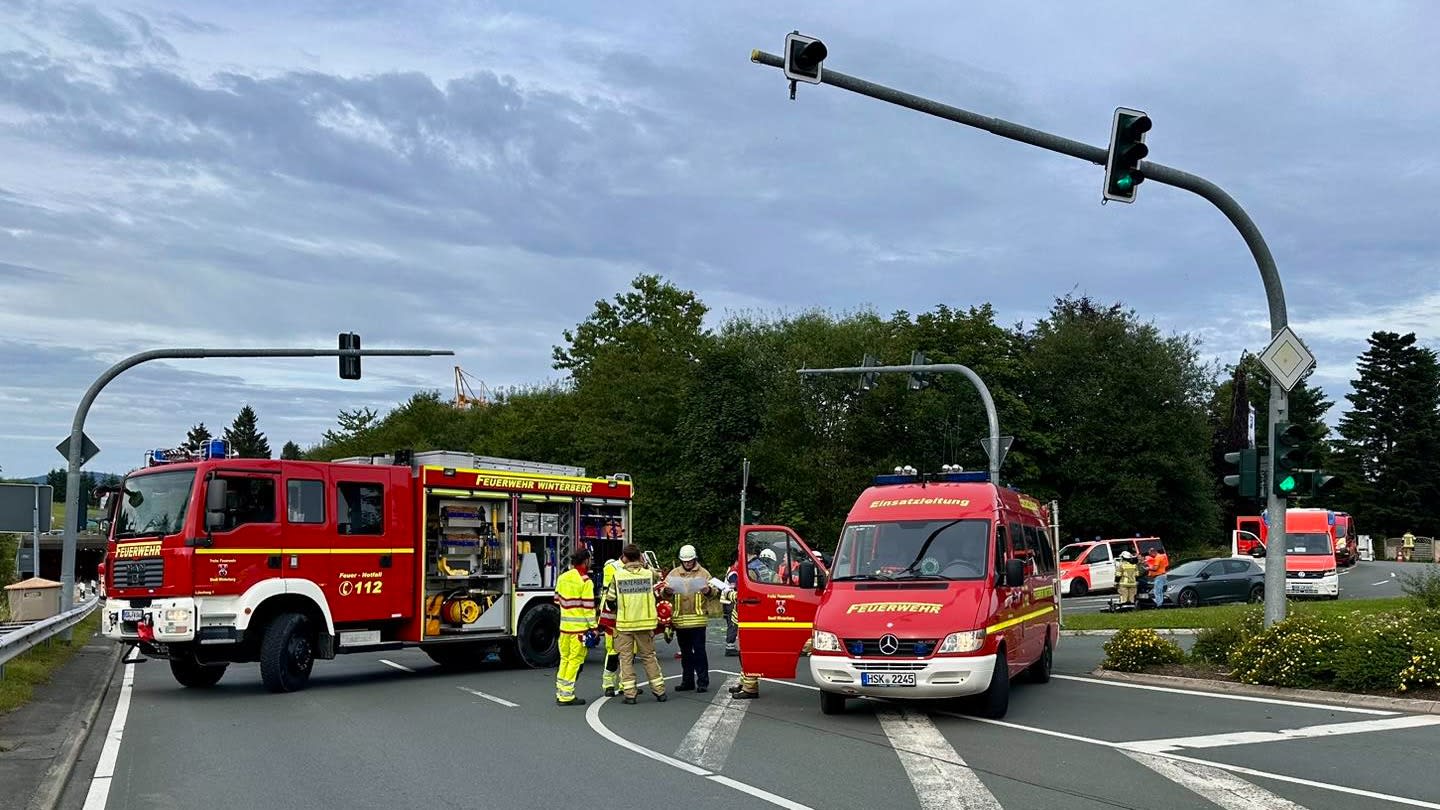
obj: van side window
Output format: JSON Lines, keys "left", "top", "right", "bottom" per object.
{"left": 337, "top": 482, "right": 384, "bottom": 536}
{"left": 1024, "top": 526, "right": 1054, "bottom": 575}
{"left": 217, "top": 476, "right": 275, "bottom": 531}
{"left": 994, "top": 525, "right": 1006, "bottom": 575}
{"left": 1082, "top": 545, "right": 1109, "bottom": 565}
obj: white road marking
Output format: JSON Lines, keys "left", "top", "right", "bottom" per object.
{"left": 1125, "top": 750, "right": 1308, "bottom": 810}
{"left": 1052, "top": 674, "right": 1397, "bottom": 715}
{"left": 1122, "top": 714, "right": 1440, "bottom": 753}
{"left": 674, "top": 677, "right": 748, "bottom": 770}
{"left": 379, "top": 658, "right": 415, "bottom": 673}
{"left": 736, "top": 673, "right": 1440, "bottom": 809}
{"left": 458, "top": 686, "right": 518, "bottom": 707}
{"left": 877, "top": 708, "right": 1002, "bottom": 810}
{"left": 1373, "top": 579, "right": 1394, "bottom": 586}
{"left": 82, "top": 662, "right": 135, "bottom": 810}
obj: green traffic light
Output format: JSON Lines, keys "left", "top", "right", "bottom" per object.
{"left": 1277, "top": 474, "right": 1297, "bottom": 493}
{"left": 1115, "top": 174, "right": 1134, "bottom": 190}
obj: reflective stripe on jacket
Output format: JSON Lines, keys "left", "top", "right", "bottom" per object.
{"left": 555, "top": 568, "right": 597, "bottom": 635}
{"left": 607, "top": 563, "right": 658, "bottom": 632}
{"left": 1116, "top": 561, "right": 1139, "bottom": 587}
{"left": 666, "top": 564, "right": 712, "bottom": 629}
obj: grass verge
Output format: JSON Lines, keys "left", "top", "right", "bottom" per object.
{"left": 1062, "top": 596, "right": 1410, "bottom": 631}
{"left": 0, "top": 610, "right": 102, "bottom": 715}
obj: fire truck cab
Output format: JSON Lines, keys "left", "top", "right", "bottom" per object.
{"left": 100, "top": 444, "right": 634, "bottom": 692}
{"left": 734, "top": 467, "right": 1059, "bottom": 719}
{"left": 1232, "top": 508, "right": 1340, "bottom": 599}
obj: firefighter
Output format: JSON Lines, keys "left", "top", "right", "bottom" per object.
{"left": 605, "top": 544, "right": 667, "bottom": 704}
{"left": 665, "top": 544, "right": 714, "bottom": 693}
{"left": 1402, "top": 531, "right": 1416, "bottom": 562}
{"left": 599, "top": 554, "right": 625, "bottom": 697}
{"left": 1116, "top": 551, "right": 1140, "bottom": 606}
{"left": 554, "top": 549, "right": 597, "bottom": 707}
{"left": 722, "top": 555, "right": 740, "bottom": 657}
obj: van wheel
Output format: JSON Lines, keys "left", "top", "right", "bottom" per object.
{"left": 515, "top": 603, "right": 561, "bottom": 668}
{"left": 169, "top": 656, "right": 227, "bottom": 688}
{"left": 1027, "top": 639, "right": 1052, "bottom": 684}
{"left": 1069, "top": 579, "right": 1089, "bottom": 597}
{"left": 1178, "top": 588, "right": 1200, "bottom": 608}
{"left": 1249, "top": 584, "right": 1265, "bottom": 603}
{"left": 973, "top": 648, "right": 1010, "bottom": 719}
{"left": 819, "top": 691, "right": 847, "bottom": 715}
{"left": 259, "top": 612, "right": 314, "bottom": 693}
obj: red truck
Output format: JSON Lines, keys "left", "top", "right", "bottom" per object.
{"left": 1232, "top": 508, "right": 1340, "bottom": 599}
{"left": 100, "top": 443, "right": 634, "bottom": 691}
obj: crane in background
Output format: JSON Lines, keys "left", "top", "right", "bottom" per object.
{"left": 453, "top": 366, "right": 491, "bottom": 409}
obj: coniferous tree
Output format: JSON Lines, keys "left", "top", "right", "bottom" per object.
{"left": 281, "top": 441, "right": 303, "bottom": 460}
{"left": 183, "top": 423, "right": 213, "bottom": 452}
{"left": 224, "top": 406, "right": 272, "bottom": 459}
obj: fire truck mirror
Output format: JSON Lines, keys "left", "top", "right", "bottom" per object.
{"left": 798, "top": 560, "right": 825, "bottom": 590}
{"left": 1004, "top": 558, "right": 1025, "bottom": 588}
{"left": 205, "top": 478, "right": 229, "bottom": 531}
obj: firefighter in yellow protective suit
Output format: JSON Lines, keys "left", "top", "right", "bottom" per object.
{"left": 1115, "top": 551, "right": 1140, "bottom": 606}
{"left": 1402, "top": 532, "right": 1416, "bottom": 562}
{"left": 604, "top": 544, "right": 667, "bottom": 704}
{"left": 600, "top": 555, "right": 624, "bottom": 696}
{"left": 554, "top": 549, "right": 597, "bottom": 706}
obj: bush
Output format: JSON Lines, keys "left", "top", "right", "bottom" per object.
{"left": 1229, "top": 614, "right": 1345, "bottom": 688}
{"left": 1333, "top": 623, "right": 1415, "bottom": 692}
{"left": 1102, "top": 629, "right": 1185, "bottom": 672}
{"left": 1400, "top": 565, "right": 1440, "bottom": 611}
{"left": 1193, "top": 619, "right": 1251, "bottom": 665}
{"left": 1399, "top": 631, "right": 1440, "bottom": 692}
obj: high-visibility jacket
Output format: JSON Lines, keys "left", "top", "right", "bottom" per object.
{"left": 598, "top": 559, "right": 623, "bottom": 632}
{"left": 1403, "top": 533, "right": 1416, "bottom": 549}
{"left": 555, "top": 567, "right": 597, "bottom": 636}
{"left": 1116, "top": 560, "right": 1139, "bottom": 587}
{"left": 606, "top": 563, "right": 658, "bottom": 632}
{"left": 666, "top": 565, "right": 712, "bottom": 629}
{"left": 1147, "top": 552, "right": 1168, "bottom": 577}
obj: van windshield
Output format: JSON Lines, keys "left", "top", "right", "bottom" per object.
{"left": 833, "top": 519, "right": 991, "bottom": 581}
{"left": 115, "top": 470, "right": 196, "bottom": 539}
{"left": 1058, "top": 544, "right": 1087, "bottom": 563}
{"left": 1286, "top": 532, "right": 1333, "bottom": 555}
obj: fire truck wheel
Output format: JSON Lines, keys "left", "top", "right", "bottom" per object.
{"left": 1027, "top": 638, "right": 1052, "bottom": 684}
{"left": 260, "top": 612, "right": 315, "bottom": 693}
{"left": 973, "top": 646, "right": 1010, "bottom": 719}
{"left": 169, "top": 656, "right": 227, "bottom": 688}
{"left": 515, "top": 602, "right": 561, "bottom": 668}
{"left": 819, "top": 690, "right": 847, "bottom": 715}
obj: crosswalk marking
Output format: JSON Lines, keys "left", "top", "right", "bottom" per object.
{"left": 1126, "top": 751, "right": 1308, "bottom": 810}
{"left": 877, "top": 708, "right": 1003, "bottom": 810}
{"left": 675, "top": 677, "right": 748, "bottom": 770}
{"left": 1121, "top": 714, "right": 1440, "bottom": 753}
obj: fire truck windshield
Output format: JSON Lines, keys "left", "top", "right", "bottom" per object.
{"left": 115, "top": 469, "right": 196, "bottom": 538}
{"left": 1285, "top": 532, "right": 1333, "bottom": 555}
{"left": 832, "top": 519, "right": 991, "bottom": 581}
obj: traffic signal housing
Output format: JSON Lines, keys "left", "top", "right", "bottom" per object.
{"left": 908, "top": 350, "right": 929, "bottom": 391}
{"left": 1271, "top": 421, "right": 1306, "bottom": 496}
{"left": 1223, "top": 447, "right": 1260, "bottom": 500}
{"left": 1103, "top": 107, "right": 1152, "bottom": 203}
{"left": 858, "top": 353, "right": 879, "bottom": 391}
{"left": 784, "top": 32, "right": 827, "bottom": 84}
{"left": 339, "top": 332, "right": 361, "bottom": 380}
{"left": 1298, "top": 469, "right": 1340, "bottom": 498}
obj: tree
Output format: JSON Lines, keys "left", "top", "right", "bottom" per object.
{"left": 552, "top": 273, "right": 708, "bottom": 382}
{"left": 183, "top": 423, "right": 213, "bottom": 452}
{"left": 281, "top": 441, "right": 303, "bottom": 460}
{"left": 1332, "top": 332, "right": 1440, "bottom": 537}
{"left": 46, "top": 468, "right": 66, "bottom": 492}
{"left": 322, "top": 407, "right": 379, "bottom": 446}
{"left": 224, "top": 405, "right": 272, "bottom": 459}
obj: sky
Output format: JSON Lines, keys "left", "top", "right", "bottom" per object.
{"left": 1, "top": 0, "right": 1437, "bottom": 479}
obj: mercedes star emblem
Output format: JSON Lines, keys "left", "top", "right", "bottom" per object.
{"left": 878, "top": 634, "right": 900, "bottom": 655}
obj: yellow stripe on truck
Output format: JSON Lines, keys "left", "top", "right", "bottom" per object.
{"left": 986, "top": 606, "right": 1055, "bottom": 636}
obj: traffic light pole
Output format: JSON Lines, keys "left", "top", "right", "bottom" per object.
{"left": 798, "top": 363, "right": 1003, "bottom": 484}
{"left": 753, "top": 48, "right": 1292, "bottom": 625}
{"left": 57, "top": 345, "right": 454, "bottom": 626}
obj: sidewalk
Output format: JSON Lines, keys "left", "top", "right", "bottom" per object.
{"left": 0, "top": 628, "right": 120, "bottom": 810}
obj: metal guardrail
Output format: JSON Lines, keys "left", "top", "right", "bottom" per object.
{"left": 0, "top": 595, "right": 100, "bottom": 673}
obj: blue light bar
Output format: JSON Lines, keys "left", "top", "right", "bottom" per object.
{"left": 202, "top": 439, "right": 228, "bottom": 460}
{"left": 872, "top": 474, "right": 918, "bottom": 486}
{"left": 938, "top": 471, "right": 990, "bottom": 483}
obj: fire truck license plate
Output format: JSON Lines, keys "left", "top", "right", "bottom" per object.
{"left": 122, "top": 609, "right": 144, "bottom": 622}
{"left": 861, "top": 672, "right": 917, "bottom": 687}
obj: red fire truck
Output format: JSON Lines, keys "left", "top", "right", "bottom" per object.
{"left": 99, "top": 444, "right": 634, "bottom": 692}
{"left": 1232, "top": 509, "right": 1341, "bottom": 598}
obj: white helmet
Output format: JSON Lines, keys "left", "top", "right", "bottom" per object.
{"left": 760, "top": 548, "right": 777, "bottom": 561}
{"left": 678, "top": 544, "right": 698, "bottom": 562}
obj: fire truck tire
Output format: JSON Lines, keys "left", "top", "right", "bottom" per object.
{"left": 259, "top": 612, "right": 315, "bottom": 693}
{"left": 973, "top": 646, "right": 1010, "bottom": 719}
{"left": 169, "top": 656, "right": 227, "bottom": 688}
{"left": 819, "top": 690, "right": 848, "bottom": 715}
{"left": 515, "top": 602, "right": 561, "bottom": 668}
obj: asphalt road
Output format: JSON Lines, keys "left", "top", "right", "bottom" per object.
{"left": 62, "top": 626, "right": 1440, "bottom": 810}
{"left": 1063, "top": 558, "right": 1416, "bottom": 615}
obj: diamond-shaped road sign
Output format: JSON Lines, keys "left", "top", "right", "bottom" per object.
{"left": 1259, "top": 326, "right": 1316, "bottom": 392}
{"left": 56, "top": 431, "right": 101, "bottom": 467}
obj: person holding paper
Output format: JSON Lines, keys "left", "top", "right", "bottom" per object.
{"left": 665, "top": 544, "right": 714, "bottom": 693}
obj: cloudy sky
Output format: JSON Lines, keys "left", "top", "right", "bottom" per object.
{"left": 1, "top": 0, "right": 1437, "bottom": 479}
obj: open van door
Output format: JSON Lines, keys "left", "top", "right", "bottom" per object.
{"left": 735, "top": 525, "right": 823, "bottom": 679}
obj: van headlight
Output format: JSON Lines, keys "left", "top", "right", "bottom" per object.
{"left": 938, "top": 630, "right": 986, "bottom": 654}
{"left": 811, "top": 630, "right": 842, "bottom": 653}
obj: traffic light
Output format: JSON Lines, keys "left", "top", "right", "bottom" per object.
{"left": 1223, "top": 447, "right": 1260, "bottom": 499}
{"left": 859, "top": 353, "right": 879, "bottom": 391}
{"left": 908, "top": 350, "right": 929, "bottom": 391}
{"left": 1272, "top": 421, "right": 1306, "bottom": 496}
{"left": 783, "top": 32, "right": 827, "bottom": 84}
{"left": 339, "top": 332, "right": 361, "bottom": 380}
{"left": 1298, "top": 470, "right": 1340, "bottom": 498}
{"left": 1103, "top": 107, "right": 1151, "bottom": 203}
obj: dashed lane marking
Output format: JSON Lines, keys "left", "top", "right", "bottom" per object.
{"left": 458, "top": 686, "right": 518, "bottom": 707}
{"left": 379, "top": 658, "right": 415, "bottom": 673}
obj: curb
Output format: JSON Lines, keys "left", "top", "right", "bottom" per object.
{"left": 1087, "top": 667, "right": 1440, "bottom": 715}
{"left": 25, "top": 639, "right": 123, "bottom": 810}
{"left": 1061, "top": 628, "right": 1200, "bottom": 636}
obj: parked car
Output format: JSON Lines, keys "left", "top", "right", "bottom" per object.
{"left": 1162, "top": 557, "right": 1265, "bottom": 608}
{"left": 1058, "top": 536, "right": 1166, "bottom": 596}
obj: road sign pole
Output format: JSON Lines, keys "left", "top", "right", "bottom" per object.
{"left": 58, "top": 345, "right": 455, "bottom": 626}
{"left": 32, "top": 486, "right": 40, "bottom": 579}
{"left": 752, "top": 46, "right": 1294, "bottom": 624}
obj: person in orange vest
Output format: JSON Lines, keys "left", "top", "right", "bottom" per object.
{"left": 1145, "top": 547, "right": 1170, "bottom": 606}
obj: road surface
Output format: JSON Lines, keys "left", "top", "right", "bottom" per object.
{"left": 62, "top": 626, "right": 1440, "bottom": 810}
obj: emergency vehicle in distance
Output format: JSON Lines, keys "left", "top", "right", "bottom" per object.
{"left": 1232, "top": 508, "right": 1342, "bottom": 599}
{"left": 734, "top": 466, "right": 1059, "bottom": 719}
{"left": 98, "top": 442, "right": 634, "bottom": 692}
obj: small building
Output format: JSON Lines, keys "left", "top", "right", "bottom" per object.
{"left": 5, "top": 577, "right": 63, "bottom": 622}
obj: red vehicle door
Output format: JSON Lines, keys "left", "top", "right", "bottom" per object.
{"left": 328, "top": 467, "right": 414, "bottom": 624}
{"left": 734, "top": 525, "right": 823, "bottom": 679}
